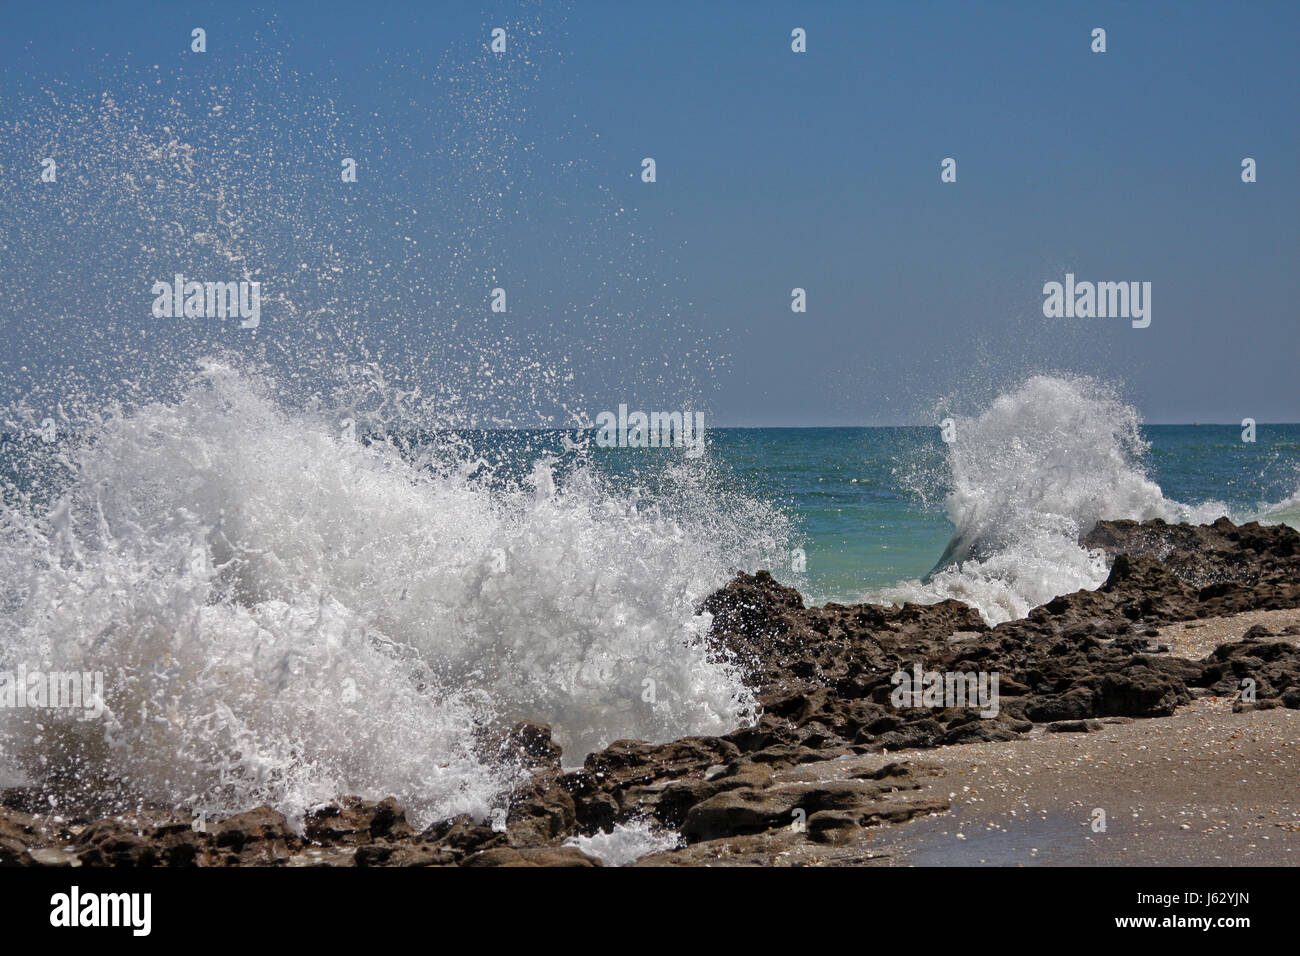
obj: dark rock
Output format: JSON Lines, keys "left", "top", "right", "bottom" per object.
{"left": 460, "top": 846, "right": 602, "bottom": 867}
{"left": 305, "top": 797, "right": 412, "bottom": 845}
{"left": 212, "top": 807, "right": 295, "bottom": 865}
{"left": 75, "top": 821, "right": 161, "bottom": 867}
{"left": 501, "top": 721, "right": 564, "bottom": 772}
{"left": 0, "top": 813, "right": 39, "bottom": 866}
{"left": 807, "top": 810, "right": 858, "bottom": 844}
{"left": 504, "top": 775, "right": 577, "bottom": 847}
{"left": 1045, "top": 720, "right": 1097, "bottom": 733}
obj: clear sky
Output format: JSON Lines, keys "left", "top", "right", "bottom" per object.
{"left": 1, "top": 0, "right": 1296, "bottom": 425}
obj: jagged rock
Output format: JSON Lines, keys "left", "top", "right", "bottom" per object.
{"left": 75, "top": 821, "right": 161, "bottom": 867}
{"left": 9, "top": 517, "right": 1299, "bottom": 867}
{"left": 305, "top": 797, "right": 412, "bottom": 845}
{"left": 681, "top": 787, "right": 806, "bottom": 842}
{"left": 0, "top": 813, "right": 39, "bottom": 866}
{"left": 211, "top": 807, "right": 296, "bottom": 865}
{"left": 460, "top": 846, "right": 602, "bottom": 867}
{"left": 1084, "top": 517, "right": 1299, "bottom": 593}
{"left": 504, "top": 775, "right": 577, "bottom": 847}
{"left": 418, "top": 815, "right": 504, "bottom": 861}
{"left": 1045, "top": 719, "right": 1099, "bottom": 733}
{"left": 501, "top": 721, "right": 564, "bottom": 772}
{"left": 148, "top": 821, "right": 204, "bottom": 867}
{"left": 806, "top": 810, "right": 859, "bottom": 844}
{"left": 354, "top": 843, "right": 456, "bottom": 867}
{"left": 1196, "top": 639, "right": 1300, "bottom": 699}
{"left": 584, "top": 736, "right": 743, "bottom": 787}
{"left": 652, "top": 761, "right": 775, "bottom": 828}
{"left": 681, "top": 770, "right": 940, "bottom": 844}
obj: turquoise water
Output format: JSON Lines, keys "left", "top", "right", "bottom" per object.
{"left": 577, "top": 423, "right": 1300, "bottom": 606}
{"left": 667, "top": 427, "right": 952, "bottom": 602}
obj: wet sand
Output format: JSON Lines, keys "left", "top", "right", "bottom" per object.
{"left": 853, "top": 697, "right": 1299, "bottom": 865}
{"left": 642, "top": 612, "right": 1300, "bottom": 866}
{"left": 861, "top": 615, "right": 1300, "bottom": 865}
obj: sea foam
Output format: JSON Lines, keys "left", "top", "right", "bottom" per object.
{"left": 874, "top": 375, "right": 1233, "bottom": 625}
{"left": 0, "top": 360, "right": 782, "bottom": 828}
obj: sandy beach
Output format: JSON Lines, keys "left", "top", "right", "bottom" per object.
{"left": 635, "top": 608, "right": 1300, "bottom": 866}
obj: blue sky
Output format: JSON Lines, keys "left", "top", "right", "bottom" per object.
{"left": 1, "top": 0, "right": 1296, "bottom": 425}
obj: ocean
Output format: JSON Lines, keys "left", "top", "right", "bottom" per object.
{"left": 1, "top": 365, "right": 1296, "bottom": 829}
{"left": 704, "top": 421, "right": 1300, "bottom": 605}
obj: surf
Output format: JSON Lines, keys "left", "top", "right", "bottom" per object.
{"left": 0, "top": 358, "right": 788, "bottom": 829}
{"left": 879, "top": 374, "right": 1296, "bottom": 625}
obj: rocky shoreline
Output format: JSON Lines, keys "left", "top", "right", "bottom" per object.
{"left": 3, "top": 517, "right": 1298, "bottom": 867}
